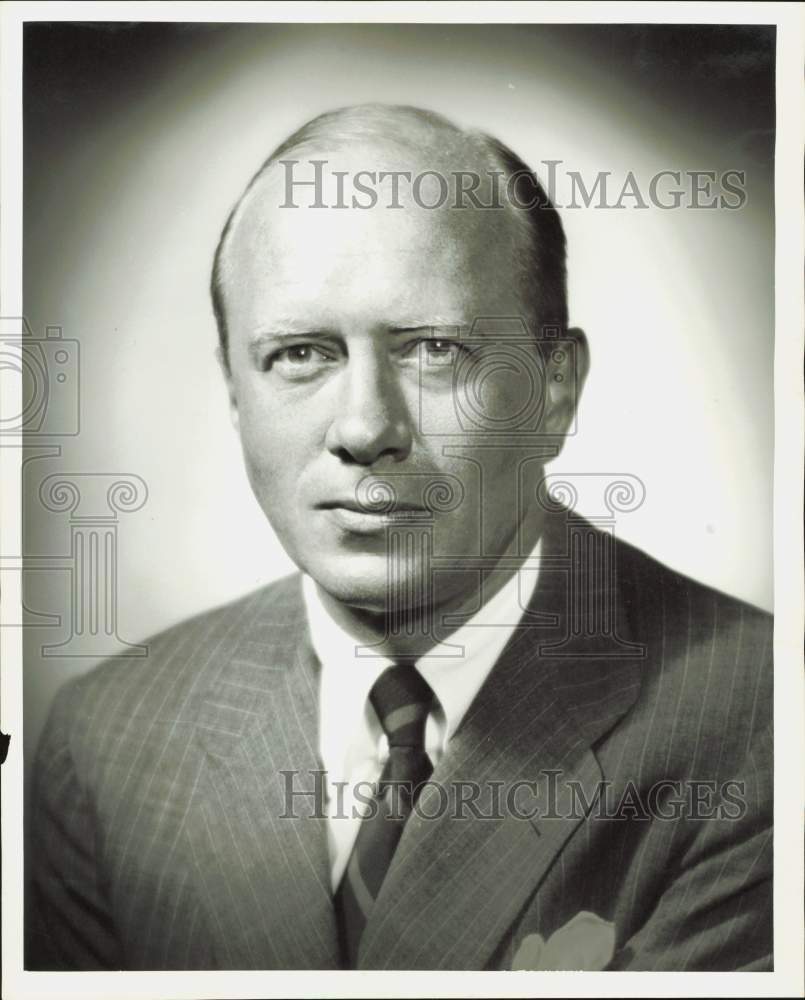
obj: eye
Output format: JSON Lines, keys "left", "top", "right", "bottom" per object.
{"left": 280, "top": 345, "right": 316, "bottom": 364}
{"left": 264, "top": 343, "right": 336, "bottom": 378}
{"left": 425, "top": 339, "right": 455, "bottom": 356}
{"left": 416, "top": 338, "right": 464, "bottom": 366}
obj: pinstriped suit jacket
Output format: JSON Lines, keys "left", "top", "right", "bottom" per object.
{"left": 28, "top": 509, "right": 773, "bottom": 971}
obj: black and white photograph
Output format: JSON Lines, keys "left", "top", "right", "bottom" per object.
{"left": 1, "top": 3, "right": 802, "bottom": 997}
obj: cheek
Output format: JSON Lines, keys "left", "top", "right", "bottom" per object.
{"left": 236, "top": 375, "right": 321, "bottom": 450}
{"left": 234, "top": 392, "right": 311, "bottom": 503}
{"left": 455, "top": 350, "right": 545, "bottom": 429}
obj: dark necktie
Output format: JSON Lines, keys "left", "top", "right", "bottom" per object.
{"left": 334, "top": 662, "right": 435, "bottom": 967}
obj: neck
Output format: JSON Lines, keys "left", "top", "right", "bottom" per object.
{"left": 315, "top": 509, "right": 545, "bottom": 659}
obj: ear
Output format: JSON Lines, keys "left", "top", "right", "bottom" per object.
{"left": 540, "top": 327, "right": 589, "bottom": 440}
{"left": 216, "top": 346, "right": 240, "bottom": 431}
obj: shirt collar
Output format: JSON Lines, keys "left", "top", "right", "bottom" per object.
{"left": 416, "top": 538, "right": 542, "bottom": 741}
{"left": 304, "top": 536, "right": 542, "bottom": 747}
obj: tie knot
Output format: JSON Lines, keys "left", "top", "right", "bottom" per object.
{"left": 370, "top": 663, "right": 434, "bottom": 748}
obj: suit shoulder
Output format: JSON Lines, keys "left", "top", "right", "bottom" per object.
{"left": 611, "top": 536, "right": 772, "bottom": 765}
{"left": 614, "top": 532, "right": 771, "bottom": 637}
{"left": 43, "top": 572, "right": 304, "bottom": 768}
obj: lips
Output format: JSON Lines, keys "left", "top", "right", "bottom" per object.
{"left": 317, "top": 499, "right": 427, "bottom": 514}
{"left": 316, "top": 499, "right": 431, "bottom": 534}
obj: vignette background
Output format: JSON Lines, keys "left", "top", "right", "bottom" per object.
{"left": 22, "top": 20, "right": 774, "bottom": 785}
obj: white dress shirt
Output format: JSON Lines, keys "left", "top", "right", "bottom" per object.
{"left": 302, "top": 537, "right": 542, "bottom": 890}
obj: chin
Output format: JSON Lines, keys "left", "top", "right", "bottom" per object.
{"left": 301, "top": 550, "right": 431, "bottom": 615}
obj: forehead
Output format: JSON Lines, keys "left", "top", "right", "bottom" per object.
{"left": 221, "top": 147, "right": 530, "bottom": 332}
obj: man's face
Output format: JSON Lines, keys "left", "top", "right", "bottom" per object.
{"left": 221, "top": 152, "right": 573, "bottom": 615}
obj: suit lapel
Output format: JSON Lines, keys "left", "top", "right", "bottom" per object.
{"left": 179, "top": 510, "right": 643, "bottom": 970}
{"left": 187, "top": 578, "right": 340, "bottom": 969}
{"left": 359, "top": 510, "right": 644, "bottom": 970}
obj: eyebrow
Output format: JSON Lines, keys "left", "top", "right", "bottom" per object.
{"left": 388, "top": 323, "right": 465, "bottom": 335}
{"left": 249, "top": 329, "right": 332, "bottom": 347}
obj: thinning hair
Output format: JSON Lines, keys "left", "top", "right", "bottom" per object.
{"left": 211, "top": 104, "right": 568, "bottom": 370}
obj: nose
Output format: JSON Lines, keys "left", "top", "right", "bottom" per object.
{"left": 325, "top": 351, "right": 413, "bottom": 466}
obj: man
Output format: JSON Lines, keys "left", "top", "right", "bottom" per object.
{"left": 28, "top": 104, "right": 772, "bottom": 972}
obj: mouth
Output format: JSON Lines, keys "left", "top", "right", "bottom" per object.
{"left": 316, "top": 499, "right": 431, "bottom": 533}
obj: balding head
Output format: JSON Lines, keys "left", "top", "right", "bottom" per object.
{"left": 211, "top": 103, "right": 567, "bottom": 371}
{"left": 209, "top": 103, "right": 585, "bottom": 615}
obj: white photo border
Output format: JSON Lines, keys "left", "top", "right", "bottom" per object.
{"left": 2, "top": 3, "right": 802, "bottom": 998}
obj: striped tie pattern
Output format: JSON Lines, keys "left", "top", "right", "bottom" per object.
{"left": 335, "top": 663, "right": 435, "bottom": 967}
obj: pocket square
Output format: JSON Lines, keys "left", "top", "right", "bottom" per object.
{"left": 512, "top": 911, "right": 616, "bottom": 971}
